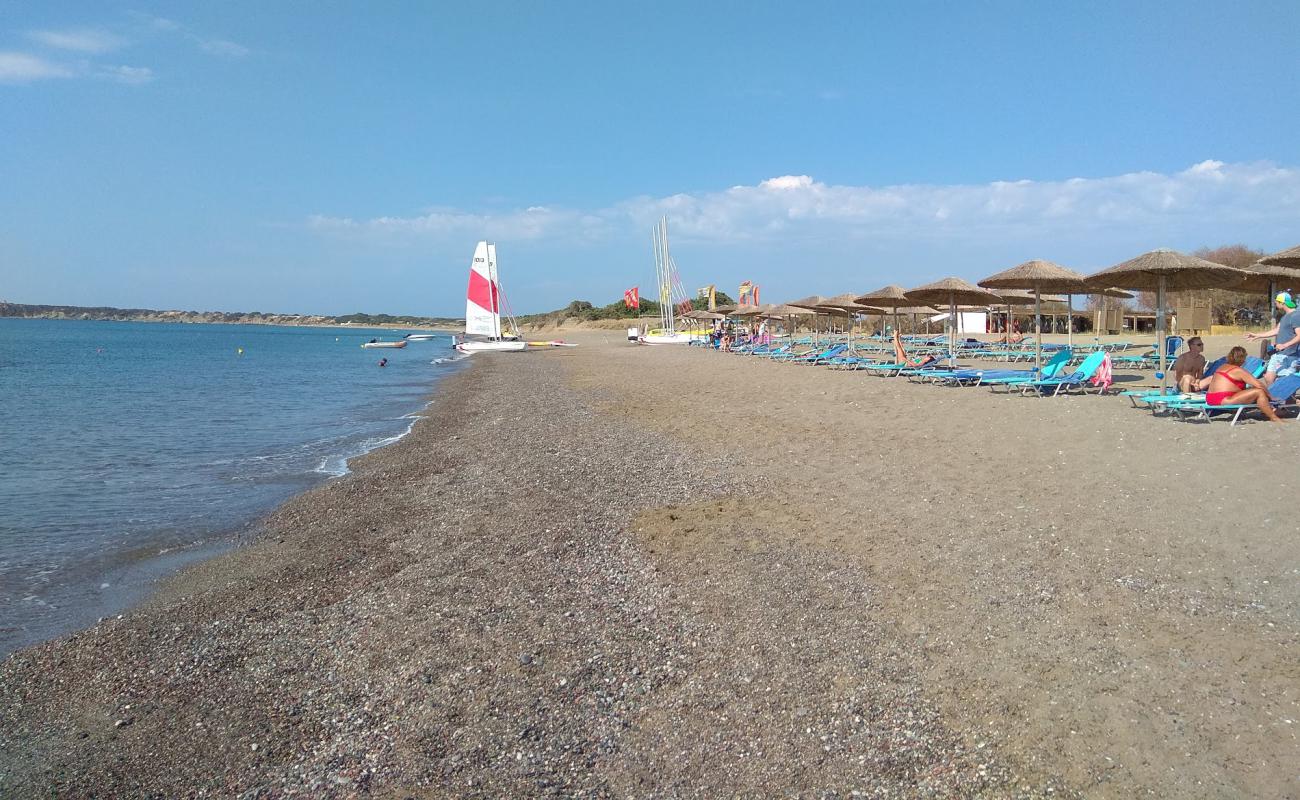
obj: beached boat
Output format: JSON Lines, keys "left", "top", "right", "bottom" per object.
{"left": 455, "top": 241, "right": 528, "bottom": 354}
{"left": 638, "top": 217, "right": 697, "bottom": 345}
{"left": 361, "top": 339, "right": 408, "bottom": 349}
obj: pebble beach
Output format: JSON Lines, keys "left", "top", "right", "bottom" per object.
{"left": 3, "top": 331, "right": 1298, "bottom": 798}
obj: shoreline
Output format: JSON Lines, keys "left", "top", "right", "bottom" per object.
{"left": 4, "top": 333, "right": 1298, "bottom": 797}
{"left": 0, "top": 339, "right": 469, "bottom": 659}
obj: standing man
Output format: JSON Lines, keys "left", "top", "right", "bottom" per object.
{"left": 1247, "top": 292, "right": 1300, "bottom": 386}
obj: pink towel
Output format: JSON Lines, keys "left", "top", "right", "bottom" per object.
{"left": 1091, "top": 353, "right": 1113, "bottom": 390}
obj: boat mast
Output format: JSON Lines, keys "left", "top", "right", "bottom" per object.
{"left": 652, "top": 217, "right": 674, "bottom": 333}
{"left": 487, "top": 242, "right": 502, "bottom": 340}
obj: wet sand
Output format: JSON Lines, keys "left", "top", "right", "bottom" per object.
{"left": 2, "top": 332, "right": 1298, "bottom": 798}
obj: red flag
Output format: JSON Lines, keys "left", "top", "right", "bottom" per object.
{"left": 678, "top": 299, "right": 693, "bottom": 317}
{"left": 623, "top": 287, "right": 639, "bottom": 309}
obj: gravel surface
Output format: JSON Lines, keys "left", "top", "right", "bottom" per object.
{"left": 0, "top": 345, "right": 1064, "bottom": 798}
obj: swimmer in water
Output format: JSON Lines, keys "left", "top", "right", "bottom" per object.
{"left": 378, "top": 358, "right": 388, "bottom": 367}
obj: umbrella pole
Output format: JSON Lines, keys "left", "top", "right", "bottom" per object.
{"left": 949, "top": 297, "right": 956, "bottom": 366}
{"left": 1265, "top": 280, "right": 1277, "bottom": 360}
{"left": 1067, "top": 294, "right": 1074, "bottom": 350}
{"left": 1034, "top": 289, "right": 1042, "bottom": 371}
{"left": 1157, "top": 276, "right": 1167, "bottom": 393}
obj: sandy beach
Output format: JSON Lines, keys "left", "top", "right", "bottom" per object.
{"left": 3, "top": 331, "right": 1298, "bottom": 798}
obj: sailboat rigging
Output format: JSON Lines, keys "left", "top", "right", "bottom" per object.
{"left": 637, "top": 217, "right": 696, "bottom": 345}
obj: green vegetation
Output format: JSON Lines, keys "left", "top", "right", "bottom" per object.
{"left": 517, "top": 292, "right": 734, "bottom": 325}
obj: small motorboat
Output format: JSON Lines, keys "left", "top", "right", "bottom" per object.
{"left": 361, "top": 339, "right": 408, "bottom": 349}
{"left": 403, "top": 334, "right": 437, "bottom": 341}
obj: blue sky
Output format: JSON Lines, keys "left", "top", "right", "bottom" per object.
{"left": 2, "top": 2, "right": 1299, "bottom": 316}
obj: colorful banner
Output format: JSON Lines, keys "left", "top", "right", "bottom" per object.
{"left": 623, "top": 287, "right": 639, "bottom": 309}
{"left": 738, "top": 281, "right": 757, "bottom": 306}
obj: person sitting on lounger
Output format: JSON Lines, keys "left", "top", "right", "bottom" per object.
{"left": 893, "top": 330, "right": 935, "bottom": 368}
{"left": 1172, "top": 336, "right": 1211, "bottom": 393}
{"left": 1205, "top": 346, "right": 1283, "bottom": 422}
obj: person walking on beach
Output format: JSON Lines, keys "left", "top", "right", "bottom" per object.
{"left": 1172, "top": 337, "right": 1209, "bottom": 393}
{"left": 1246, "top": 292, "right": 1300, "bottom": 386}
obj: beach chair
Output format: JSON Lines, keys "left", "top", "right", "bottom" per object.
{"left": 1155, "top": 366, "right": 1299, "bottom": 424}
{"left": 927, "top": 349, "right": 1073, "bottom": 387}
{"left": 781, "top": 343, "right": 847, "bottom": 364}
{"left": 1014, "top": 351, "right": 1108, "bottom": 396}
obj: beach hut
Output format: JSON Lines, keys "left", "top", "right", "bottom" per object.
{"left": 1086, "top": 249, "right": 1249, "bottom": 390}
{"left": 903, "top": 278, "right": 1001, "bottom": 366}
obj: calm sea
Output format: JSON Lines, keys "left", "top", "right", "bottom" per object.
{"left": 0, "top": 318, "right": 464, "bottom": 656}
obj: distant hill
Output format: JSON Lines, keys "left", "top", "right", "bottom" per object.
{"left": 0, "top": 302, "right": 459, "bottom": 329}
{"left": 517, "top": 292, "right": 735, "bottom": 328}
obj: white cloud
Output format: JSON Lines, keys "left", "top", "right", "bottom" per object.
{"left": 27, "top": 28, "right": 124, "bottom": 54}
{"left": 0, "top": 51, "right": 73, "bottom": 82}
{"left": 198, "top": 38, "right": 250, "bottom": 57}
{"left": 307, "top": 161, "right": 1300, "bottom": 254}
{"left": 98, "top": 64, "right": 154, "bottom": 85}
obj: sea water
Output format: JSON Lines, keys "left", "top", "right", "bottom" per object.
{"left": 0, "top": 318, "right": 466, "bottom": 656}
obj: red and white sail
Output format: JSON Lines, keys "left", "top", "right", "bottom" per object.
{"left": 465, "top": 241, "right": 501, "bottom": 339}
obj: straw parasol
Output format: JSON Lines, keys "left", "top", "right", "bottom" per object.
{"left": 760, "top": 303, "right": 816, "bottom": 340}
{"left": 989, "top": 290, "right": 1038, "bottom": 349}
{"left": 904, "top": 278, "right": 1002, "bottom": 365}
{"left": 713, "top": 304, "right": 737, "bottom": 315}
{"left": 684, "top": 309, "right": 724, "bottom": 320}
{"left": 787, "top": 295, "right": 839, "bottom": 337}
{"left": 1233, "top": 263, "right": 1300, "bottom": 351}
{"left": 814, "top": 293, "right": 884, "bottom": 349}
{"left": 1260, "top": 244, "right": 1300, "bottom": 270}
{"left": 855, "top": 284, "right": 916, "bottom": 338}
{"left": 977, "top": 260, "right": 1094, "bottom": 369}
{"left": 1086, "top": 249, "right": 1250, "bottom": 390}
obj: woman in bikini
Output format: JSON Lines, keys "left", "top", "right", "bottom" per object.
{"left": 892, "top": 330, "right": 934, "bottom": 368}
{"left": 1205, "top": 346, "right": 1283, "bottom": 422}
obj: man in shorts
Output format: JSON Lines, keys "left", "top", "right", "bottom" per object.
{"left": 1171, "top": 336, "right": 1209, "bottom": 393}
{"left": 1247, "top": 292, "right": 1300, "bottom": 387}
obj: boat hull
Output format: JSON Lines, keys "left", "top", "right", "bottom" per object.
{"left": 456, "top": 340, "right": 529, "bottom": 353}
{"left": 637, "top": 333, "right": 694, "bottom": 345}
{"left": 361, "top": 340, "right": 408, "bottom": 349}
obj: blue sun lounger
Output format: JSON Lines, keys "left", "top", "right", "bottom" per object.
{"left": 1013, "top": 351, "right": 1108, "bottom": 396}
{"left": 920, "top": 349, "right": 1073, "bottom": 386}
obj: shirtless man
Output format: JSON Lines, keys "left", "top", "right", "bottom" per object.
{"left": 1171, "top": 336, "right": 1210, "bottom": 393}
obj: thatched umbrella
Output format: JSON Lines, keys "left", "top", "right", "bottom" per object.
{"left": 1233, "top": 263, "right": 1300, "bottom": 354}
{"left": 978, "top": 260, "right": 1093, "bottom": 370}
{"left": 1260, "top": 245, "right": 1300, "bottom": 270}
{"left": 904, "top": 278, "right": 1002, "bottom": 365}
{"left": 1086, "top": 249, "right": 1250, "bottom": 390}
{"left": 713, "top": 304, "right": 737, "bottom": 315}
{"left": 684, "top": 309, "right": 725, "bottom": 320}
{"left": 854, "top": 284, "right": 916, "bottom": 338}
{"left": 814, "top": 294, "right": 884, "bottom": 350}
{"left": 787, "top": 295, "right": 838, "bottom": 337}
{"left": 760, "top": 303, "right": 816, "bottom": 341}
{"left": 989, "top": 290, "right": 1038, "bottom": 349}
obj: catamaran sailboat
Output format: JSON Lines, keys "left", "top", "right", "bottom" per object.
{"left": 638, "top": 217, "right": 696, "bottom": 345}
{"left": 454, "top": 241, "right": 528, "bottom": 354}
